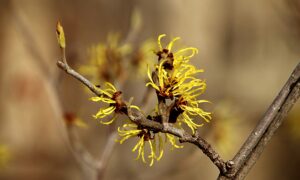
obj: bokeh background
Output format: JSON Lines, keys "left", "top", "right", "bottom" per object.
{"left": 0, "top": 0, "right": 300, "bottom": 179}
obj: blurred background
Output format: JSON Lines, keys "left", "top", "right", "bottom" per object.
{"left": 0, "top": 0, "right": 299, "bottom": 179}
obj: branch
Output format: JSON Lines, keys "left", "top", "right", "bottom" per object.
{"left": 236, "top": 83, "right": 300, "bottom": 179}
{"left": 66, "top": 123, "right": 118, "bottom": 180}
{"left": 57, "top": 61, "right": 102, "bottom": 97}
{"left": 97, "top": 132, "right": 118, "bottom": 179}
{"left": 66, "top": 125, "right": 100, "bottom": 170}
{"left": 218, "top": 62, "right": 300, "bottom": 179}
{"left": 57, "top": 60, "right": 232, "bottom": 174}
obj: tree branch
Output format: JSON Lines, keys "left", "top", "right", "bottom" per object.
{"left": 218, "top": 62, "right": 300, "bottom": 179}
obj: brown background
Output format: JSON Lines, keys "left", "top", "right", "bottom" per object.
{"left": 0, "top": 0, "right": 299, "bottom": 179}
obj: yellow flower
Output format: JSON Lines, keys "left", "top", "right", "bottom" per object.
{"left": 147, "top": 34, "right": 211, "bottom": 133}
{"left": 146, "top": 60, "right": 169, "bottom": 97}
{"left": 150, "top": 62, "right": 206, "bottom": 100}
{"left": 90, "top": 82, "right": 139, "bottom": 125}
{"left": 90, "top": 82, "right": 119, "bottom": 124}
{"left": 117, "top": 123, "right": 158, "bottom": 166}
{"left": 155, "top": 34, "right": 198, "bottom": 70}
{"left": 0, "top": 145, "right": 10, "bottom": 168}
{"left": 117, "top": 122, "right": 182, "bottom": 166}
{"left": 131, "top": 39, "right": 156, "bottom": 78}
{"left": 79, "top": 33, "right": 132, "bottom": 83}
{"left": 170, "top": 95, "right": 211, "bottom": 134}
{"left": 147, "top": 35, "right": 203, "bottom": 99}
{"left": 165, "top": 133, "right": 183, "bottom": 150}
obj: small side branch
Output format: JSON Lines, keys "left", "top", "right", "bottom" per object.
{"left": 57, "top": 61, "right": 101, "bottom": 97}
{"left": 97, "top": 132, "right": 118, "bottom": 179}
{"left": 67, "top": 125, "right": 100, "bottom": 170}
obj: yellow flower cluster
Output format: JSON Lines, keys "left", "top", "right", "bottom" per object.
{"left": 56, "top": 22, "right": 212, "bottom": 166}
{"left": 91, "top": 84, "right": 183, "bottom": 166}
{"left": 147, "top": 34, "right": 211, "bottom": 134}
{"left": 89, "top": 34, "right": 211, "bottom": 166}
{"left": 80, "top": 33, "right": 131, "bottom": 83}
{"left": 80, "top": 33, "right": 156, "bottom": 84}
{"left": 117, "top": 122, "right": 182, "bottom": 166}
{"left": 90, "top": 82, "right": 139, "bottom": 125}
{"left": 131, "top": 40, "right": 156, "bottom": 79}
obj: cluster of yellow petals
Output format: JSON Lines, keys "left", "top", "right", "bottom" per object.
{"left": 147, "top": 34, "right": 212, "bottom": 133}
{"left": 79, "top": 33, "right": 131, "bottom": 83}
{"left": 89, "top": 34, "right": 212, "bottom": 166}
{"left": 132, "top": 39, "right": 156, "bottom": 78}
{"left": 90, "top": 82, "right": 119, "bottom": 125}
{"left": 117, "top": 122, "right": 182, "bottom": 166}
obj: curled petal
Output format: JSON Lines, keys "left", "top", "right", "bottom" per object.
{"left": 90, "top": 96, "right": 116, "bottom": 104}
{"left": 105, "top": 82, "right": 117, "bottom": 92}
{"left": 122, "top": 123, "right": 137, "bottom": 128}
{"left": 117, "top": 128, "right": 141, "bottom": 144}
{"left": 148, "top": 140, "right": 155, "bottom": 166}
{"left": 146, "top": 65, "right": 160, "bottom": 91}
{"left": 130, "top": 105, "right": 141, "bottom": 111}
{"left": 132, "top": 136, "right": 146, "bottom": 163}
{"left": 183, "top": 106, "right": 212, "bottom": 123}
{"left": 158, "top": 60, "right": 168, "bottom": 89}
{"left": 132, "top": 135, "right": 144, "bottom": 152}
{"left": 157, "top": 34, "right": 166, "bottom": 51}
{"left": 166, "top": 134, "right": 183, "bottom": 149}
{"left": 182, "top": 113, "right": 204, "bottom": 134}
{"left": 146, "top": 82, "right": 160, "bottom": 91}
{"left": 175, "top": 47, "right": 198, "bottom": 59}
{"left": 93, "top": 106, "right": 116, "bottom": 119}
{"left": 100, "top": 114, "right": 118, "bottom": 125}
{"left": 167, "top": 37, "right": 180, "bottom": 51}
{"left": 157, "top": 133, "right": 164, "bottom": 161}
{"left": 97, "top": 88, "right": 113, "bottom": 98}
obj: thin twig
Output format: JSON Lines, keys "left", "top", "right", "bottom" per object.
{"left": 97, "top": 132, "right": 118, "bottom": 179}
{"left": 13, "top": 9, "right": 50, "bottom": 77}
{"left": 44, "top": 75, "right": 100, "bottom": 179}
{"left": 57, "top": 61, "right": 101, "bottom": 97}
{"left": 67, "top": 123, "right": 118, "bottom": 180}
{"left": 67, "top": 125, "right": 100, "bottom": 170}
{"left": 18, "top": 32, "right": 103, "bottom": 179}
